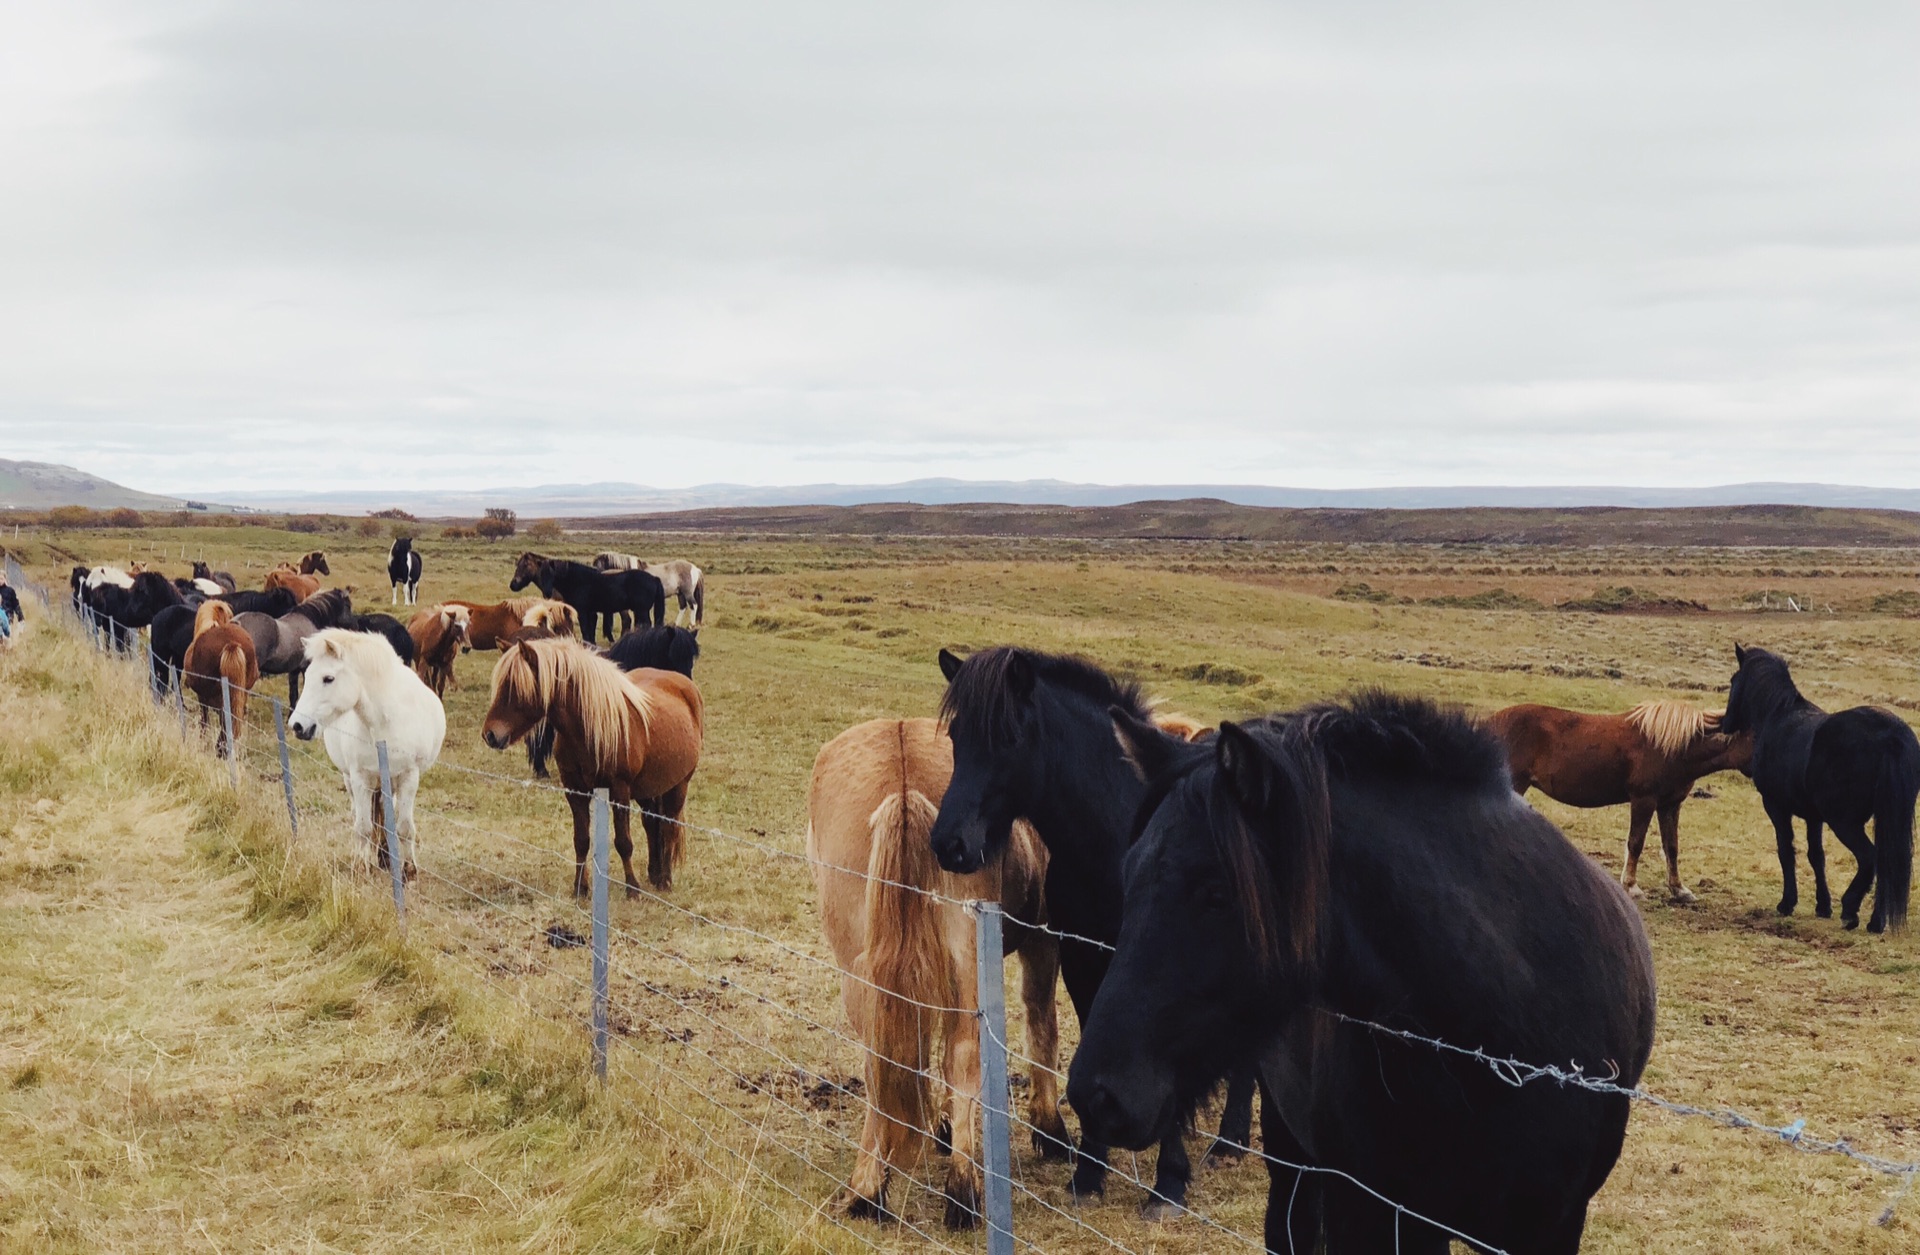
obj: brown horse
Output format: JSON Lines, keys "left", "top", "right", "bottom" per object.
{"left": 406, "top": 603, "right": 470, "bottom": 696}
{"left": 297, "top": 551, "right": 330, "bottom": 575}
{"left": 809, "top": 717, "right": 1064, "bottom": 1228}
{"left": 264, "top": 564, "right": 322, "bottom": 600}
{"left": 183, "top": 601, "right": 259, "bottom": 758}
{"left": 480, "top": 636, "right": 703, "bottom": 894}
{"left": 1486, "top": 700, "right": 1752, "bottom": 901}
{"left": 445, "top": 597, "right": 573, "bottom": 651}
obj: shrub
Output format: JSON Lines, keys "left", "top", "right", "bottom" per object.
{"left": 284, "top": 515, "right": 327, "bottom": 534}
{"left": 370, "top": 508, "right": 417, "bottom": 521}
{"left": 355, "top": 517, "right": 383, "bottom": 538}
{"left": 441, "top": 526, "right": 474, "bottom": 540}
{"left": 527, "top": 518, "right": 562, "bottom": 542}
{"left": 104, "top": 507, "right": 144, "bottom": 529}
{"left": 474, "top": 516, "right": 515, "bottom": 541}
{"left": 45, "top": 505, "right": 98, "bottom": 530}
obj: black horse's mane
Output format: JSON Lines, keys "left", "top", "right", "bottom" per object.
{"left": 289, "top": 588, "right": 352, "bottom": 626}
{"left": 939, "top": 646, "right": 1151, "bottom": 747}
{"left": 1734, "top": 647, "right": 1806, "bottom": 718}
{"left": 1292, "top": 690, "right": 1510, "bottom": 793}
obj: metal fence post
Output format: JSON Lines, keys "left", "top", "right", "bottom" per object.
{"left": 272, "top": 697, "right": 299, "bottom": 841}
{"left": 174, "top": 665, "right": 187, "bottom": 736}
{"left": 219, "top": 674, "right": 239, "bottom": 787}
{"left": 592, "top": 788, "right": 612, "bottom": 1081}
{"left": 145, "top": 638, "right": 158, "bottom": 701}
{"left": 377, "top": 740, "right": 406, "bottom": 933}
{"left": 971, "top": 900, "right": 1015, "bottom": 1255}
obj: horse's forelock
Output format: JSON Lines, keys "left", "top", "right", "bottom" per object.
{"left": 1205, "top": 722, "right": 1330, "bottom": 980}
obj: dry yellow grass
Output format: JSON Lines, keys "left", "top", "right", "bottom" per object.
{"left": 5, "top": 526, "right": 1920, "bottom": 1252}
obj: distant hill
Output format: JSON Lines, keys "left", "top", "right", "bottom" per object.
{"left": 210, "top": 478, "right": 1920, "bottom": 516}
{"left": 579, "top": 500, "right": 1920, "bottom": 547}
{"left": 0, "top": 460, "right": 187, "bottom": 511}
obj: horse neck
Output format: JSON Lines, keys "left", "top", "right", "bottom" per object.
{"left": 1020, "top": 686, "right": 1144, "bottom": 874}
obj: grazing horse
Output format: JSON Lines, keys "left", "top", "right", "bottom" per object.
{"left": 527, "top": 625, "right": 701, "bottom": 778}
{"left": 388, "top": 537, "right": 423, "bottom": 605}
{"left": 481, "top": 636, "right": 703, "bottom": 894}
{"left": 297, "top": 551, "right": 330, "bottom": 576}
{"left": 264, "top": 564, "right": 323, "bottom": 601}
{"left": 290, "top": 629, "right": 446, "bottom": 877}
{"left": 235, "top": 589, "right": 355, "bottom": 704}
{"left": 926, "top": 647, "right": 1255, "bottom": 1218}
{"left": 192, "top": 561, "right": 237, "bottom": 593}
{"left": 1071, "top": 694, "right": 1657, "bottom": 1255}
{"left": 407, "top": 604, "right": 471, "bottom": 697}
{"left": 510, "top": 552, "right": 664, "bottom": 643}
{"left": 594, "top": 552, "right": 705, "bottom": 626}
{"left": 1485, "top": 700, "right": 1751, "bottom": 902}
{"left": 183, "top": 601, "right": 260, "bottom": 759}
{"left": 1722, "top": 644, "right": 1917, "bottom": 932}
{"left": 809, "top": 718, "right": 1065, "bottom": 1228}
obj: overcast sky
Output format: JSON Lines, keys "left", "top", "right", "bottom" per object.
{"left": 2, "top": 2, "right": 1918, "bottom": 494}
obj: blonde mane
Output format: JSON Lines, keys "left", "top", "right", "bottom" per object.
{"left": 193, "top": 600, "right": 234, "bottom": 634}
{"left": 492, "top": 636, "right": 654, "bottom": 775}
{"left": 1624, "top": 700, "right": 1716, "bottom": 757}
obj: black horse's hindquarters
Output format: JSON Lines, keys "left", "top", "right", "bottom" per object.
{"left": 1071, "top": 717, "right": 1654, "bottom": 1253}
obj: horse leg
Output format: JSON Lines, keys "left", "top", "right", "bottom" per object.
{"left": 348, "top": 774, "right": 378, "bottom": 874}
{"left": 287, "top": 668, "right": 300, "bottom": 708}
{"left": 567, "top": 790, "right": 592, "bottom": 897}
{"left": 1807, "top": 818, "right": 1833, "bottom": 919}
{"left": 1764, "top": 798, "right": 1800, "bottom": 915}
{"left": 610, "top": 784, "right": 642, "bottom": 898}
{"left": 392, "top": 769, "right": 421, "bottom": 880}
{"left": 1658, "top": 802, "right": 1694, "bottom": 902}
{"left": 1142, "top": 1125, "right": 1192, "bottom": 1221}
{"left": 646, "top": 783, "right": 689, "bottom": 891}
{"left": 1622, "top": 799, "right": 1654, "bottom": 899}
{"left": 1830, "top": 818, "right": 1875, "bottom": 930}
{"left": 1018, "top": 935, "right": 1071, "bottom": 1161}
{"left": 942, "top": 982, "right": 985, "bottom": 1229}
{"left": 1257, "top": 1080, "right": 1322, "bottom": 1255}
{"left": 1059, "top": 942, "right": 1113, "bottom": 1200}
{"left": 1206, "top": 1068, "right": 1256, "bottom": 1166}
{"left": 1324, "top": 1179, "right": 1448, "bottom": 1254}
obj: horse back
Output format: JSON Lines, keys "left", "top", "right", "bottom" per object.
{"left": 625, "top": 668, "right": 704, "bottom": 792}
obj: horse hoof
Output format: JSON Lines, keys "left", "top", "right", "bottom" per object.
{"left": 1669, "top": 887, "right": 1697, "bottom": 905}
{"left": 1843, "top": 916, "right": 1860, "bottom": 931}
{"left": 1068, "top": 1171, "right": 1106, "bottom": 1204}
{"left": 1032, "top": 1127, "right": 1074, "bottom": 1161}
{"left": 842, "top": 1192, "right": 890, "bottom": 1223}
{"left": 1867, "top": 917, "right": 1887, "bottom": 935}
{"left": 942, "top": 1188, "right": 981, "bottom": 1230}
{"left": 1815, "top": 903, "right": 1833, "bottom": 919}
{"left": 1625, "top": 883, "right": 1646, "bottom": 900}
{"left": 1776, "top": 900, "right": 1796, "bottom": 917}
{"left": 1139, "top": 1199, "right": 1182, "bottom": 1223}
{"left": 1204, "top": 1145, "right": 1247, "bottom": 1169}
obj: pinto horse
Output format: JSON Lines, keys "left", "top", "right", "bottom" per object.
{"left": 809, "top": 718, "right": 1065, "bottom": 1228}
{"left": 1072, "top": 694, "right": 1656, "bottom": 1254}
{"left": 1722, "top": 644, "right": 1917, "bottom": 932}
{"left": 183, "top": 601, "right": 260, "bottom": 759}
{"left": 594, "top": 551, "right": 706, "bottom": 627}
{"left": 388, "top": 537, "right": 422, "bottom": 605}
{"left": 510, "top": 552, "right": 664, "bottom": 643}
{"left": 1485, "top": 700, "right": 1751, "bottom": 902}
{"left": 926, "top": 646, "right": 1256, "bottom": 1218}
{"left": 481, "top": 636, "right": 703, "bottom": 894}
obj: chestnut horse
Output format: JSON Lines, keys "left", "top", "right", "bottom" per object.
{"left": 183, "top": 601, "right": 259, "bottom": 759}
{"left": 264, "top": 564, "right": 322, "bottom": 600}
{"left": 1485, "top": 700, "right": 1751, "bottom": 901}
{"left": 445, "top": 597, "right": 575, "bottom": 651}
{"left": 809, "top": 717, "right": 1065, "bottom": 1227}
{"left": 480, "top": 636, "right": 703, "bottom": 894}
{"left": 406, "top": 603, "right": 470, "bottom": 696}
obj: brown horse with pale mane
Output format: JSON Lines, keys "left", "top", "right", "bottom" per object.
{"left": 445, "top": 597, "right": 576, "bottom": 651}
{"left": 183, "top": 600, "right": 259, "bottom": 759}
{"left": 264, "top": 564, "right": 323, "bottom": 600}
{"left": 809, "top": 710, "right": 1212, "bottom": 1229}
{"left": 1486, "top": 700, "right": 1752, "bottom": 901}
{"left": 480, "top": 635, "right": 703, "bottom": 895}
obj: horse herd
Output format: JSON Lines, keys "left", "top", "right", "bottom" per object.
{"left": 56, "top": 548, "right": 1920, "bottom": 1253}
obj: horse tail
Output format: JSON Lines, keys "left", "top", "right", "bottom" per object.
{"left": 690, "top": 570, "right": 705, "bottom": 626}
{"left": 1875, "top": 734, "right": 1918, "bottom": 931}
{"left": 863, "top": 785, "right": 955, "bottom": 1148}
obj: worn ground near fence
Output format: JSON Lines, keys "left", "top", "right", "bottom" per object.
{"left": 4, "top": 525, "right": 1920, "bottom": 1252}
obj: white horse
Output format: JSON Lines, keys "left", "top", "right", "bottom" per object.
{"left": 592, "top": 552, "right": 705, "bottom": 626}
{"left": 288, "top": 628, "right": 446, "bottom": 876}
{"left": 84, "top": 565, "right": 134, "bottom": 591}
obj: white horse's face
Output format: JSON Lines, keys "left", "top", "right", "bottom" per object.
{"left": 289, "top": 651, "right": 362, "bottom": 740}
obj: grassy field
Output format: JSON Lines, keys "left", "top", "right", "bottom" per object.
{"left": 5, "top": 523, "right": 1920, "bottom": 1252}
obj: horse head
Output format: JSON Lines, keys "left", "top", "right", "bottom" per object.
{"left": 301, "top": 551, "right": 330, "bottom": 575}
{"left": 927, "top": 647, "right": 1053, "bottom": 874}
{"left": 481, "top": 640, "right": 548, "bottom": 749}
{"left": 509, "top": 551, "right": 548, "bottom": 593}
{"left": 289, "top": 630, "right": 364, "bottom": 739}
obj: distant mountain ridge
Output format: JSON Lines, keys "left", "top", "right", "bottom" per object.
{"left": 196, "top": 477, "right": 1920, "bottom": 516}
{"left": 0, "top": 459, "right": 188, "bottom": 511}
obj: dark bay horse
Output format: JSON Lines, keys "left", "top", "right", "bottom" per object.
{"left": 927, "top": 646, "right": 1255, "bottom": 1218}
{"left": 1486, "top": 700, "right": 1751, "bottom": 902}
{"left": 509, "top": 553, "right": 664, "bottom": 644}
{"left": 235, "top": 589, "right": 355, "bottom": 704}
{"left": 1072, "top": 694, "right": 1656, "bottom": 1254}
{"left": 1722, "top": 644, "right": 1917, "bottom": 932}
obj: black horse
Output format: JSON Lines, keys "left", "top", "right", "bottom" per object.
{"left": 526, "top": 625, "right": 701, "bottom": 778}
{"left": 1068, "top": 694, "right": 1656, "bottom": 1254}
{"left": 192, "top": 560, "right": 236, "bottom": 593}
{"left": 926, "top": 646, "right": 1255, "bottom": 1218}
{"left": 149, "top": 603, "right": 197, "bottom": 693}
{"left": 509, "top": 552, "right": 664, "bottom": 644}
{"left": 1721, "top": 644, "right": 1916, "bottom": 933}
{"left": 88, "top": 572, "right": 185, "bottom": 651}
{"left": 347, "top": 612, "right": 416, "bottom": 665}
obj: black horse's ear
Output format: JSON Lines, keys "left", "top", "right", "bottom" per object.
{"left": 1216, "top": 721, "right": 1279, "bottom": 816}
{"left": 1005, "top": 650, "right": 1035, "bottom": 699}
{"left": 938, "top": 648, "right": 965, "bottom": 682}
{"left": 1734, "top": 642, "right": 1747, "bottom": 665}
{"left": 1111, "top": 706, "right": 1189, "bottom": 782}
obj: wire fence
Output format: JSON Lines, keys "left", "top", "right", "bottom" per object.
{"left": 14, "top": 549, "right": 1920, "bottom": 1250}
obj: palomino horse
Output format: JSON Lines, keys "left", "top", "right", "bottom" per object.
{"left": 406, "top": 604, "right": 470, "bottom": 696}
{"left": 594, "top": 551, "right": 706, "bottom": 627}
{"left": 1722, "top": 644, "right": 1917, "bottom": 932}
{"left": 481, "top": 636, "right": 704, "bottom": 894}
{"left": 1485, "top": 700, "right": 1751, "bottom": 902}
{"left": 1073, "top": 696, "right": 1655, "bottom": 1254}
{"left": 290, "top": 629, "right": 446, "bottom": 877}
{"left": 183, "top": 601, "right": 259, "bottom": 759}
{"left": 810, "top": 717, "right": 1063, "bottom": 1228}
{"left": 264, "top": 564, "right": 323, "bottom": 601}
{"left": 235, "top": 588, "right": 355, "bottom": 704}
